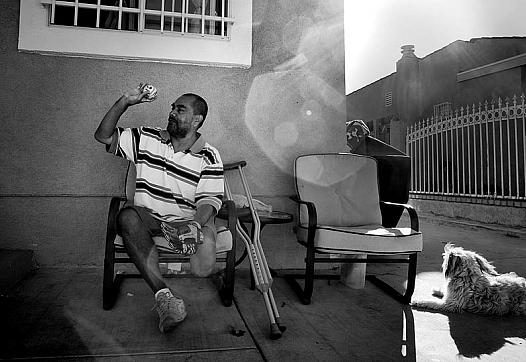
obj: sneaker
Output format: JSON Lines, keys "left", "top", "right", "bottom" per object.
{"left": 155, "top": 289, "right": 187, "bottom": 333}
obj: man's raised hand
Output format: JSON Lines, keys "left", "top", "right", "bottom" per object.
{"left": 124, "top": 83, "right": 157, "bottom": 105}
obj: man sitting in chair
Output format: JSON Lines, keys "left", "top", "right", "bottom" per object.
{"left": 94, "top": 85, "right": 224, "bottom": 333}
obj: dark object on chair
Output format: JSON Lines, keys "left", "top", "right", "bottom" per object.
{"left": 375, "top": 155, "right": 411, "bottom": 227}
{"left": 286, "top": 153, "right": 422, "bottom": 305}
{"left": 346, "top": 120, "right": 411, "bottom": 227}
{"left": 103, "top": 163, "right": 237, "bottom": 310}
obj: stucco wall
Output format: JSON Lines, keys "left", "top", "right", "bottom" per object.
{"left": 0, "top": 0, "right": 346, "bottom": 267}
{"left": 346, "top": 74, "right": 396, "bottom": 121}
{"left": 418, "top": 40, "right": 526, "bottom": 117}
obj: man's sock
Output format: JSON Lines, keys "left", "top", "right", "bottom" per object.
{"left": 155, "top": 287, "right": 173, "bottom": 299}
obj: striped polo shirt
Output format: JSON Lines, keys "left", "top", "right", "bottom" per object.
{"left": 108, "top": 126, "right": 224, "bottom": 222}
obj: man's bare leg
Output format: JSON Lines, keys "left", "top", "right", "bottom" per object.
{"left": 117, "top": 207, "right": 186, "bottom": 332}
{"left": 190, "top": 219, "right": 217, "bottom": 277}
{"left": 117, "top": 207, "right": 166, "bottom": 292}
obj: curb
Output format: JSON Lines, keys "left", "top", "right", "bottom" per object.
{"left": 417, "top": 212, "right": 526, "bottom": 238}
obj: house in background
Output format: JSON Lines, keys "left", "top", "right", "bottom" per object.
{"left": 347, "top": 37, "right": 526, "bottom": 151}
{"left": 0, "top": 0, "right": 346, "bottom": 268}
{"left": 347, "top": 38, "right": 526, "bottom": 226}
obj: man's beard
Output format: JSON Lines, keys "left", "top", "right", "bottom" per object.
{"left": 167, "top": 121, "right": 189, "bottom": 139}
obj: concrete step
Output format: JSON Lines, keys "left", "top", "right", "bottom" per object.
{"left": 0, "top": 249, "right": 35, "bottom": 293}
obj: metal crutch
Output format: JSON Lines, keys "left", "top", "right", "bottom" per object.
{"left": 224, "top": 161, "right": 286, "bottom": 339}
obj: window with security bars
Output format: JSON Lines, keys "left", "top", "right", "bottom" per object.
{"left": 384, "top": 91, "right": 393, "bottom": 107}
{"left": 41, "top": 0, "right": 233, "bottom": 38}
{"left": 433, "top": 101, "right": 452, "bottom": 119}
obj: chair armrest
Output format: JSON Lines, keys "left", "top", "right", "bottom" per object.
{"left": 224, "top": 161, "right": 247, "bottom": 170}
{"left": 380, "top": 201, "right": 419, "bottom": 231}
{"left": 289, "top": 195, "right": 317, "bottom": 231}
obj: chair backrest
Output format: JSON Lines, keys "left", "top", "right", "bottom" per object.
{"left": 294, "top": 153, "right": 382, "bottom": 227}
{"left": 125, "top": 163, "right": 136, "bottom": 201}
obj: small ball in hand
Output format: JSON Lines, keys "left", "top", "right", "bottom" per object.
{"left": 140, "top": 83, "right": 157, "bottom": 100}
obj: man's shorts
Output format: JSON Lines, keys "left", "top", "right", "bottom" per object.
{"left": 117, "top": 203, "right": 215, "bottom": 255}
{"left": 118, "top": 203, "right": 166, "bottom": 237}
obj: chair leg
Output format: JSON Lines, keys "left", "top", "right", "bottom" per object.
{"left": 284, "top": 245, "right": 315, "bottom": 305}
{"left": 103, "top": 258, "right": 119, "bottom": 310}
{"left": 103, "top": 234, "right": 126, "bottom": 310}
{"left": 303, "top": 245, "right": 315, "bottom": 304}
{"left": 366, "top": 253, "right": 418, "bottom": 304}
{"left": 404, "top": 253, "right": 418, "bottom": 302}
{"left": 218, "top": 249, "right": 235, "bottom": 307}
{"left": 216, "top": 199, "right": 236, "bottom": 307}
{"left": 103, "top": 197, "right": 122, "bottom": 310}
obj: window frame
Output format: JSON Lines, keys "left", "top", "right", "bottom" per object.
{"left": 18, "top": 0, "right": 252, "bottom": 68}
{"left": 42, "top": 0, "right": 234, "bottom": 38}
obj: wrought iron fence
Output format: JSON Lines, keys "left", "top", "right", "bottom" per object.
{"left": 406, "top": 95, "right": 526, "bottom": 202}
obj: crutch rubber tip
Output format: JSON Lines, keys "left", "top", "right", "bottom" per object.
{"left": 275, "top": 317, "right": 287, "bottom": 332}
{"left": 270, "top": 323, "right": 282, "bottom": 340}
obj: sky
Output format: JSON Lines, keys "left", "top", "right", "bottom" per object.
{"left": 344, "top": 0, "right": 526, "bottom": 94}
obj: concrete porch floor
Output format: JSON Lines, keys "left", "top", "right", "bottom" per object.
{"left": 1, "top": 214, "right": 526, "bottom": 361}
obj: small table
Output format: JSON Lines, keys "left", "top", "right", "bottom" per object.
{"left": 237, "top": 209, "right": 293, "bottom": 228}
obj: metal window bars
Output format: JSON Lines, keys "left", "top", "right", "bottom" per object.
{"left": 41, "top": 0, "right": 233, "bottom": 38}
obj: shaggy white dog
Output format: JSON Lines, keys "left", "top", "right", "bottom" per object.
{"left": 412, "top": 243, "right": 526, "bottom": 315}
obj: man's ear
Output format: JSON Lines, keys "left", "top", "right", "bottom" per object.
{"left": 192, "top": 114, "right": 203, "bottom": 128}
{"left": 444, "top": 254, "right": 460, "bottom": 278}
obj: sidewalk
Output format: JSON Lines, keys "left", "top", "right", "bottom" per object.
{"left": 1, "top": 214, "right": 525, "bottom": 360}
